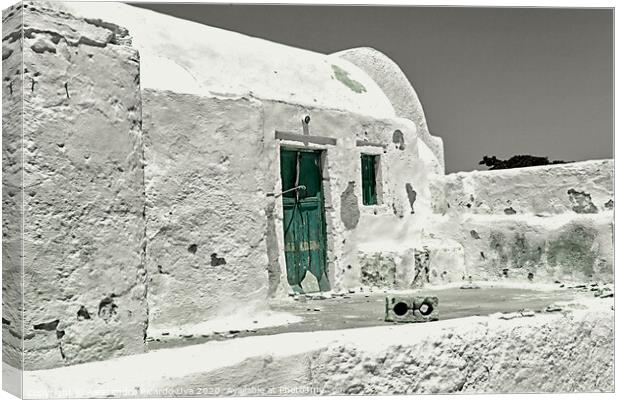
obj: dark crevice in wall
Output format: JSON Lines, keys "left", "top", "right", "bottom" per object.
{"left": 33, "top": 319, "right": 59, "bottom": 331}
{"left": 77, "top": 305, "right": 91, "bottom": 320}
{"left": 210, "top": 253, "right": 226, "bottom": 266}
{"left": 138, "top": 82, "right": 149, "bottom": 345}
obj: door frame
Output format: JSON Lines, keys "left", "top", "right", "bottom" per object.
{"left": 274, "top": 143, "right": 334, "bottom": 293}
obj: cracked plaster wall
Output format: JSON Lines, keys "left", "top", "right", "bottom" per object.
{"left": 3, "top": 2, "right": 147, "bottom": 370}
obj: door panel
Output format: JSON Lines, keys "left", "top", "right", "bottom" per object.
{"left": 280, "top": 149, "right": 329, "bottom": 293}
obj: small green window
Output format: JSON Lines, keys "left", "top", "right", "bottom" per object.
{"left": 361, "top": 154, "right": 378, "bottom": 205}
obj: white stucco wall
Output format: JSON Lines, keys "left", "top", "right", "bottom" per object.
{"left": 4, "top": 2, "right": 148, "bottom": 370}
{"left": 142, "top": 90, "right": 273, "bottom": 332}
{"left": 427, "top": 160, "right": 614, "bottom": 283}
{"left": 141, "top": 88, "right": 444, "bottom": 334}
{"left": 431, "top": 160, "right": 613, "bottom": 216}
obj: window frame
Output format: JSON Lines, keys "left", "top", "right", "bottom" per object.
{"left": 360, "top": 153, "right": 380, "bottom": 206}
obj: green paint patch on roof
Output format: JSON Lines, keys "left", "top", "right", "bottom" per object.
{"left": 331, "top": 64, "right": 367, "bottom": 94}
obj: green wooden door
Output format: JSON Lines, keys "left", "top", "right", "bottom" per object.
{"left": 280, "top": 149, "right": 329, "bottom": 293}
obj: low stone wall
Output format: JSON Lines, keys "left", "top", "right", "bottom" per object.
{"left": 426, "top": 160, "right": 614, "bottom": 283}
{"left": 428, "top": 212, "right": 613, "bottom": 283}
{"left": 431, "top": 160, "right": 613, "bottom": 216}
{"left": 23, "top": 297, "right": 612, "bottom": 396}
{"left": 358, "top": 239, "right": 465, "bottom": 289}
{"left": 308, "top": 305, "right": 613, "bottom": 393}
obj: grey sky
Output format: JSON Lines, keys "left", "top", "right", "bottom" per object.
{"left": 131, "top": 4, "right": 613, "bottom": 173}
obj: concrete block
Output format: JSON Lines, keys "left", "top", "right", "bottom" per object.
{"left": 385, "top": 295, "right": 439, "bottom": 323}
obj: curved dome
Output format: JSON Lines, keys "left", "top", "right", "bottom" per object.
{"left": 56, "top": 2, "right": 396, "bottom": 118}
{"left": 332, "top": 47, "right": 444, "bottom": 172}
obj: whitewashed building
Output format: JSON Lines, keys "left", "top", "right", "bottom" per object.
{"left": 2, "top": 1, "right": 613, "bottom": 374}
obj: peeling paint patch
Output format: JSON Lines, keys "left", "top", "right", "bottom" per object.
{"left": 340, "top": 182, "right": 360, "bottom": 230}
{"left": 392, "top": 130, "right": 405, "bottom": 150}
{"left": 547, "top": 224, "right": 597, "bottom": 277}
{"left": 265, "top": 203, "right": 281, "bottom": 296}
{"left": 567, "top": 189, "right": 598, "bottom": 214}
{"left": 331, "top": 65, "right": 366, "bottom": 93}
{"left": 511, "top": 233, "right": 542, "bottom": 270}
{"left": 504, "top": 207, "right": 517, "bottom": 215}
{"left": 77, "top": 306, "right": 91, "bottom": 320}
{"left": 411, "top": 247, "right": 430, "bottom": 288}
{"left": 187, "top": 244, "right": 198, "bottom": 254}
{"left": 210, "top": 253, "right": 226, "bottom": 266}
{"left": 359, "top": 253, "right": 396, "bottom": 287}
{"left": 405, "top": 183, "right": 417, "bottom": 213}
{"left": 33, "top": 319, "right": 59, "bottom": 331}
{"left": 489, "top": 231, "right": 509, "bottom": 271}
{"left": 98, "top": 296, "right": 118, "bottom": 323}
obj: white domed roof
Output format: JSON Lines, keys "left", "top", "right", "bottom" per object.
{"left": 58, "top": 2, "right": 396, "bottom": 118}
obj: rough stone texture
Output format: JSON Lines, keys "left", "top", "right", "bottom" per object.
{"left": 309, "top": 308, "right": 613, "bottom": 394}
{"left": 425, "top": 160, "right": 614, "bottom": 283}
{"left": 142, "top": 89, "right": 270, "bottom": 331}
{"left": 405, "top": 183, "right": 416, "bottom": 213}
{"left": 334, "top": 47, "right": 445, "bottom": 173}
{"left": 567, "top": 188, "right": 598, "bottom": 214}
{"left": 19, "top": 2, "right": 146, "bottom": 369}
{"left": 2, "top": 2, "right": 25, "bottom": 388}
{"left": 430, "top": 159, "right": 613, "bottom": 215}
{"left": 357, "top": 242, "right": 463, "bottom": 290}
{"left": 358, "top": 252, "right": 399, "bottom": 288}
{"left": 411, "top": 247, "right": 431, "bottom": 287}
{"left": 422, "top": 240, "right": 466, "bottom": 284}
{"left": 23, "top": 299, "right": 612, "bottom": 396}
{"left": 428, "top": 213, "right": 613, "bottom": 283}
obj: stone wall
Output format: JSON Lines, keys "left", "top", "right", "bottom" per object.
{"left": 428, "top": 213, "right": 613, "bottom": 283}
{"left": 2, "top": 2, "right": 25, "bottom": 384}
{"left": 309, "top": 307, "right": 613, "bottom": 393}
{"left": 431, "top": 159, "right": 613, "bottom": 216}
{"left": 17, "top": 2, "right": 146, "bottom": 369}
{"left": 427, "top": 160, "right": 614, "bottom": 283}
